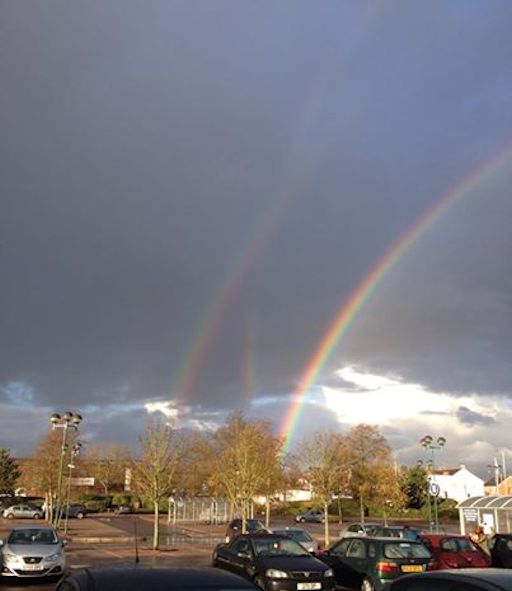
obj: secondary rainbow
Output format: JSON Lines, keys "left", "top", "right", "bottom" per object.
{"left": 280, "top": 143, "right": 512, "bottom": 452}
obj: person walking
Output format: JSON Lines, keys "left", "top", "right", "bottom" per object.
{"left": 470, "top": 525, "right": 492, "bottom": 558}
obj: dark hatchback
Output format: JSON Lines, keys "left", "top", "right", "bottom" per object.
{"left": 213, "top": 533, "right": 335, "bottom": 591}
{"left": 56, "top": 566, "right": 259, "bottom": 591}
{"left": 381, "top": 569, "right": 512, "bottom": 591}
{"left": 318, "top": 536, "right": 433, "bottom": 591}
{"left": 225, "top": 519, "right": 270, "bottom": 543}
{"left": 490, "top": 534, "right": 512, "bottom": 568}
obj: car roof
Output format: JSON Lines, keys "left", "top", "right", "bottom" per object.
{"left": 339, "top": 535, "right": 424, "bottom": 544}
{"left": 397, "top": 569, "right": 512, "bottom": 588}
{"left": 273, "top": 527, "right": 308, "bottom": 532}
{"left": 9, "top": 524, "right": 55, "bottom": 531}
{"left": 237, "top": 533, "right": 293, "bottom": 540}
{"left": 421, "top": 534, "right": 467, "bottom": 540}
{"left": 58, "top": 566, "right": 258, "bottom": 591}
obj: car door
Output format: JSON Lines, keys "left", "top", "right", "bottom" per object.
{"left": 226, "top": 537, "right": 253, "bottom": 579}
{"left": 322, "top": 538, "right": 360, "bottom": 588}
{"left": 12, "top": 505, "right": 23, "bottom": 517}
{"left": 343, "top": 538, "right": 369, "bottom": 587}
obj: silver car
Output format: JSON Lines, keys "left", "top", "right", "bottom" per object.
{"left": 271, "top": 527, "right": 320, "bottom": 553}
{"left": 0, "top": 525, "right": 66, "bottom": 578}
{"left": 2, "top": 504, "right": 44, "bottom": 520}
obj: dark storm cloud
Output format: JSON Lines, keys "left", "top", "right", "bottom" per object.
{"left": 2, "top": 1, "right": 512, "bottom": 450}
{"left": 456, "top": 406, "right": 496, "bottom": 427}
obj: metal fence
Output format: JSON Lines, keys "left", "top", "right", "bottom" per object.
{"left": 167, "top": 498, "right": 232, "bottom": 524}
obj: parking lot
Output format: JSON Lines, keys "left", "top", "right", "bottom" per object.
{"left": 0, "top": 514, "right": 223, "bottom": 590}
{"left": 0, "top": 514, "right": 457, "bottom": 591}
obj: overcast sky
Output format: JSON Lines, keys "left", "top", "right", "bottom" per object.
{"left": 2, "top": 1, "right": 512, "bottom": 477}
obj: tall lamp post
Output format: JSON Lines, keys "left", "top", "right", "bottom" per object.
{"left": 416, "top": 459, "right": 432, "bottom": 532}
{"left": 420, "top": 435, "right": 446, "bottom": 533}
{"left": 50, "top": 412, "right": 82, "bottom": 527}
{"left": 64, "top": 442, "right": 82, "bottom": 535}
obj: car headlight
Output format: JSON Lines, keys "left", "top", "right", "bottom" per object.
{"left": 3, "top": 552, "right": 18, "bottom": 561}
{"left": 266, "top": 569, "right": 289, "bottom": 579}
{"left": 45, "top": 553, "right": 61, "bottom": 561}
{"left": 324, "top": 569, "right": 334, "bottom": 577}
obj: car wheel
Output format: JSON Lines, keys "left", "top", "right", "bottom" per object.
{"left": 361, "top": 577, "right": 374, "bottom": 591}
{"left": 254, "top": 575, "right": 265, "bottom": 590}
{"left": 300, "top": 517, "right": 306, "bottom": 523}
{"left": 7, "top": 513, "right": 14, "bottom": 519}
{"left": 76, "top": 512, "right": 85, "bottom": 519}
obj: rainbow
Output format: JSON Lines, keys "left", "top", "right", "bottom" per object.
{"left": 170, "top": 142, "right": 324, "bottom": 406}
{"left": 280, "top": 144, "right": 512, "bottom": 452}
{"left": 167, "top": 80, "right": 334, "bottom": 406}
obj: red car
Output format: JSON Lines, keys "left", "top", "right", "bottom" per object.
{"left": 420, "top": 534, "right": 490, "bottom": 569}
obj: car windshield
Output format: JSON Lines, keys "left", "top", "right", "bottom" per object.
{"left": 383, "top": 542, "right": 431, "bottom": 559}
{"left": 247, "top": 520, "right": 265, "bottom": 531}
{"left": 8, "top": 529, "right": 58, "bottom": 545}
{"left": 440, "top": 538, "right": 477, "bottom": 552}
{"left": 274, "top": 530, "right": 313, "bottom": 543}
{"left": 253, "top": 537, "right": 310, "bottom": 557}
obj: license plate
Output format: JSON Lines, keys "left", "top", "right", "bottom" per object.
{"left": 401, "top": 565, "right": 423, "bottom": 573}
{"left": 297, "top": 583, "right": 321, "bottom": 590}
{"left": 22, "top": 565, "right": 44, "bottom": 572}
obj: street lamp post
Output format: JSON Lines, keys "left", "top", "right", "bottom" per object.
{"left": 64, "top": 442, "right": 82, "bottom": 535}
{"left": 420, "top": 435, "right": 446, "bottom": 534}
{"left": 50, "top": 412, "right": 82, "bottom": 527}
{"left": 417, "top": 459, "right": 432, "bottom": 532}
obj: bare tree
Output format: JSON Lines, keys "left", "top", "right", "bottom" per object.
{"left": 209, "top": 413, "right": 281, "bottom": 533}
{"left": 345, "top": 424, "right": 393, "bottom": 522}
{"left": 300, "top": 431, "right": 347, "bottom": 547}
{"left": 256, "top": 434, "right": 284, "bottom": 528}
{"left": 131, "top": 419, "right": 183, "bottom": 550}
{"left": 86, "top": 443, "right": 131, "bottom": 496}
{"left": 373, "top": 462, "right": 407, "bottom": 525}
{"left": 27, "top": 428, "right": 79, "bottom": 522}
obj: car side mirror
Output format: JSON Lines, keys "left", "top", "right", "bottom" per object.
{"left": 0, "top": 540, "right": 4, "bottom": 547}
{"left": 62, "top": 539, "right": 69, "bottom": 547}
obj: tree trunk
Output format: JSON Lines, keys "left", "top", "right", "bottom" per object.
{"left": 337, "top": 496, "right": 343, "bottom": 524}
{"left": 153, "top": 502, "right": 160, "bottom": 550}
{"left": 323, "top": 500, "right": 330, "bottom": 548}
{"left": 360, "top": 495, "right": 365, "bottom": 523}
{"left": 265, "top": 498, "right": 270, "bottom": 528}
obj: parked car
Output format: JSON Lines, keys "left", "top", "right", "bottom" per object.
{"left": 490, "top": 534, "right": 512, "bottom": 568}
{"left": 318, "top": 535, "right": 434, "bottom": 591}
{"left": 295, "top": 508, "right": 325, "bottom": 523}
{"left": 369, "top": 526, "right": 421, "bottom": 541}
{"left": 420, "top": 534, "right": 490, "bottom": 569}
{"left": 225, "top": 519, "right": 269, "bottom": 543}
{"left": 381, "top": 568, "right": 512, "bottom": 591}
{"left": 56, "top": 566, "right": 259, "bottom": 591}
{"left": 271, "top": 527, "right": 319, "bottom": 553}
{"left": 3, "top": 504, "right": 44, "bottom": 520}
{"left": 212, "top": 533, "right": 336, "bottom": 591}
{"left": 60, "top": 503, "right": 88, "bottom": 519}
{"left": 0, "top": 525, "right": 66, "bottom": 578}
{"left": 342, "top": 523, "right": 380, "bottom": 538}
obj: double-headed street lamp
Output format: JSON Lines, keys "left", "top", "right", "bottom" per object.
{"left": 420, "top": 435, "right": 446, "bottom": 533}
{"left": 50, "top": 412, "right": 82, "bottom": 527}
{"left": 64, "top": 442, "right": 82, "bottom": 534}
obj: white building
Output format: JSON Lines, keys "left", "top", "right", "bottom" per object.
{"left": 430, "top": 464, "right": 484, "bottom": 503}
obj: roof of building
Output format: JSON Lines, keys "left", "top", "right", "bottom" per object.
{"left": 458, "top": 496, "right": 512, "bottom": 509}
